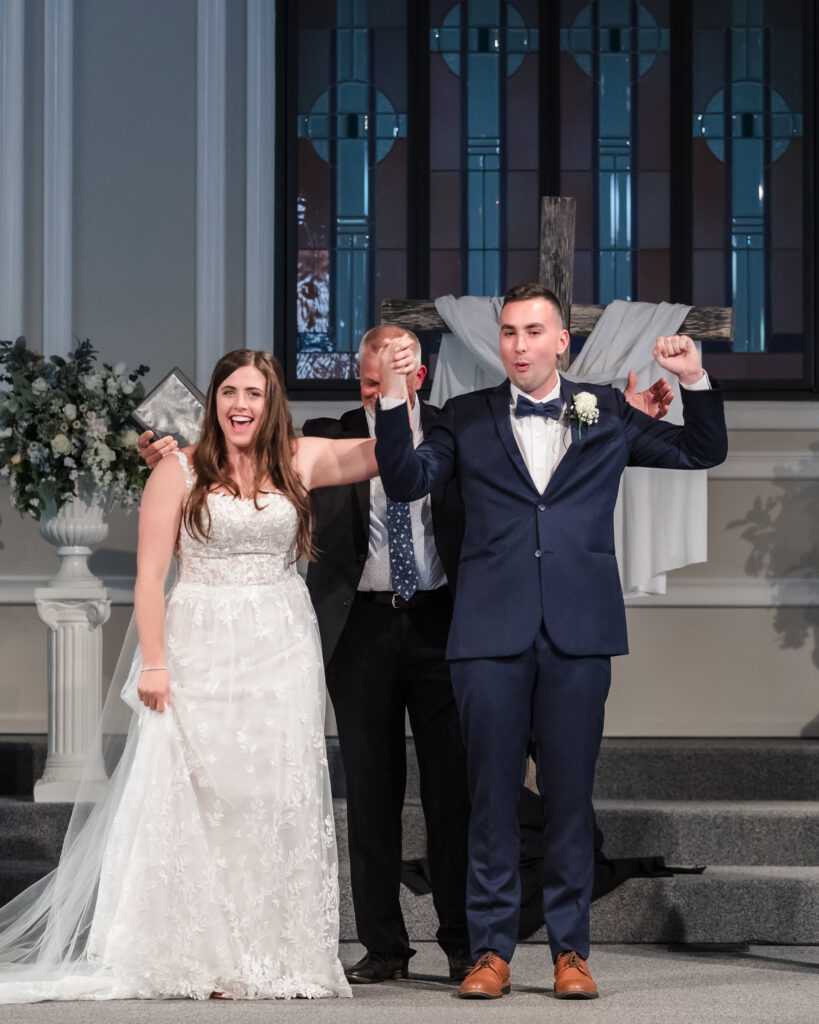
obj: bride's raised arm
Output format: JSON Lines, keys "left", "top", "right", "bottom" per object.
{"left": 133, "top": 453, "right": 187, "bottom": 713}
{"left": 294, "top": 435, "right": 378, "bottom": 491}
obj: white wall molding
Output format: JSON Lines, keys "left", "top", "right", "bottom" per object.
{"left": 245, "top": 0, "right": 276, "bottom": 351}
{"left": 42, "top": 0, "right": 73, "bottom": 357}
{"left": 708, "top": 452, "right": 819, "bottom": 480}
{"left": 196, "top": 0, "right": 227, "bottom": 388}
{"left": 0, "top": 575, "right": 136, "bottom": 606}
{"left": 725, "top": 401, "right": 819, "bottom": 431}
{"left": 0, "top": 0, "right": 25, "bottom": 339}
{"left": 3, "top": 573, "right": 817, "bottom": 609}
{"left": 626, "top": 577, "right": 819, "bottom": 608}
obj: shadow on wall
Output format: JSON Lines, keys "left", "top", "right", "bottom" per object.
{"left": 726, "top": 445, "right": 819, "bottom": 737}
{"left": 88, "top": 548, "right": 137, "bottom": 578}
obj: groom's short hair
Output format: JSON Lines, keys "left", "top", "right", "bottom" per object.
{"left": 502, "top": 282, "right": 564, "bottom": 326}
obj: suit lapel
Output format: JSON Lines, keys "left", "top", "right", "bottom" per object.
{"left": 488, "top": 381, "right": 539, "bottom": 493}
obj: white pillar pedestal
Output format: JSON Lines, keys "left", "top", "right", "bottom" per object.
{"left": 34, "top": 584, "right": 111, "bottom": 802}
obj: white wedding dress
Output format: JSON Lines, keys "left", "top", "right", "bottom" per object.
{"left": 0, "top": 451, "right": 351, "bottom": 1001}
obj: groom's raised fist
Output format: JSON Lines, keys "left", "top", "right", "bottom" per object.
{"left": 652, "top": 334, "right": 705, "bottom": 387}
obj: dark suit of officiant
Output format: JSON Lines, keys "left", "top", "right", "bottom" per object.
{"left": 303, "top": 402, "right": 469, "bottom": 960}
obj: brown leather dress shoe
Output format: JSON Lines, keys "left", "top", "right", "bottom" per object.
{"left": 458, "top": 952, "right": 511, "bottom": 999}
{"left": 554, "top": 951, "right": 599, "bottom": 999}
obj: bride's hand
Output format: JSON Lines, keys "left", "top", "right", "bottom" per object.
{"left": 137, "top": 669, "right": 170, "bottom": 713}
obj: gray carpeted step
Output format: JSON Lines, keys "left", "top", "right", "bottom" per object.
{"left": 7, "top": 735, "right": 819, "bottom": 800}
{"left": 0, "top": 859, "right": 56, "bottom": 907}
{"left": 595, "top": 799, "right": 819, "bottom": 865}
{"left": 337, "top": 866, "right": 819, "bottom": 946}
{"left": 0, "top": 799, "right": 72, "bottom": 860}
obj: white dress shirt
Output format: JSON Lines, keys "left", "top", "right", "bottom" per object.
{"left": 358, "top": 400, "right": 447, "bottom": 593}
{"left": 508, "top": 377, "right": 569, "bottom": 494}
{"left": 509, "top": 371, "right": 712, "bottom": 494}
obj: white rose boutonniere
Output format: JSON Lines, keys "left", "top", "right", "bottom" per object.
{"left": 569, "top": 391, "right": 599, "bottom": 438}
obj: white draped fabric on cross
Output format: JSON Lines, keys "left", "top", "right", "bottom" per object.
{"left": 429, "top": 296, "right": 707, "bottom": 597}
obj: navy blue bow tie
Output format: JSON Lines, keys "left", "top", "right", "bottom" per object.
{"left": 514, "top": 396, "right": 563, "bottom": 420}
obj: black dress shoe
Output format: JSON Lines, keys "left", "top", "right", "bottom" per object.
{"left": 447, "top": 949, "right": 474, "bottom": 982}
{"left": 344, "top": 952, "right": 410, "bottom": 984}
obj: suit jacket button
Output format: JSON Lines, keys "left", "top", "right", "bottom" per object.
{"left": 538, "top": 504, "right": 546, "bottom": 511}
{"left": 342, "top": 598, "right": 352, "bottom": 607}
{"left": 535, "top": 550, "right": 542, "bottom": 558}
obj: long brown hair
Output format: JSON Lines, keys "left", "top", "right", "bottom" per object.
{"left": 184, "top": 349, "right": 314, "bottom": 560}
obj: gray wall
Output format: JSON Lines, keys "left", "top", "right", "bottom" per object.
{"left": 1, "top": 3, "right": 818, "bottom": 738}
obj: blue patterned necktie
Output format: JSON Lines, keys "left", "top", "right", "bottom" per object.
{"left": 514, "top": 395, "right": 563, "bottom": 420}
{"left": 386, "top": 497, "right": 419, "bottom": 600}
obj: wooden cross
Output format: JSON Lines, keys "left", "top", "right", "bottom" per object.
{"left": 381, "top": 197, "right": 734, "bottom": 370}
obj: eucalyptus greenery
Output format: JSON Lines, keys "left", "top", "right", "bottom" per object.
{"left": 0, "top": 337, "right": 150, "bottom": 520}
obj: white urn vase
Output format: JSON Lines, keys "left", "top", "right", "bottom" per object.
{"left": 39, "top": 484, "right": 111, "bottom": 591}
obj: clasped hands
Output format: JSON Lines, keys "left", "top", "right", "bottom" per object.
{"left": 378, "top": 333, "right": 706, "bottom": 419}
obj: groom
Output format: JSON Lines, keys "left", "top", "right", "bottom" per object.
{"left": 374, "top": 282, "right": 728, "bottom": 1000}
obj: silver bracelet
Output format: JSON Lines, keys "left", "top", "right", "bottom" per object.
{"left": 141, "top": 666, "right": 167, "bottom": 672}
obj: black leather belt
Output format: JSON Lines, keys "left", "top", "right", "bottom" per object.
{"left": 357, "top": 586, "right": 451, "bottom": 610}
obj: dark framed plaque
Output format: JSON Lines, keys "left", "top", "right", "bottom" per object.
{"left": 131, "top": 367, "right": 206, "bottom": 447}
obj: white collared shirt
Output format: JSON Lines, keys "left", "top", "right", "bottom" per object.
{"left": 508, "top": 376, "right": 569, "bottom": 494}
{"left": 358, "top": 400, "right": 447, "bottom": 592}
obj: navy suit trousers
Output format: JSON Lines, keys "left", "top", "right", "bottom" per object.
{"left": 450, "top": 626, "right": 611, "bottom": 964}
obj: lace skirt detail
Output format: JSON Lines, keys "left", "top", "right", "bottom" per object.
{"left": 84, "top": 576, "right": 350, "bottom": 1000}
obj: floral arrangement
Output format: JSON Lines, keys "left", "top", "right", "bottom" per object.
{"left": 0, "top": 337, "right": 150, "bottom": 520}
{"left": 569, "top": 391, "right": 599, "bottom": 437}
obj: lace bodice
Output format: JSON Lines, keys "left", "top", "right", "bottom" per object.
{"left": 173, "top": 451, "right": 299, "bottom": 586}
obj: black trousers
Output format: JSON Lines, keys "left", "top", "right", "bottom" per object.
{"left": 326, "top": 590, "right": 470, "bottom": 957}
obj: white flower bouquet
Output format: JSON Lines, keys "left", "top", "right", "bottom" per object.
{"left": 0, "top": 337, "right": 150, "bottom": 520}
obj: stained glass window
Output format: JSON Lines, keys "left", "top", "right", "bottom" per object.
{"left": 285, "top": 0, "right": 816, "bottom": 394}
{"left": 292, "top": 0, "right": 408, "bottom": 384}
{"left": 691, "top": 0, "right": 807, "bottom": 385}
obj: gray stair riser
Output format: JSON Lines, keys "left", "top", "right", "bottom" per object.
{"left": 0, "top": 738, "right": 47, "bottom": 799}
{"left": 338, "top": 869, "right": 819, "bottom": 945}
{"left": 4, "top": 794, "right": 816, "bottom": 870}
{"left": 6, "top": 736, "right": 819, "bottom": 801}
{"left": 594, "top": 801, "right": 819, "bottom": 866}
{"left": 592, "top": 740, "right": 819, "bottom": 801}
{"left": 5, "top": 855, "right": 819, "bottom": 947}
{"left": 331, "top": 799, "right": 819, "bottom": 868}
{"left": 0, "top": 801, "right": 72, "bottom": 860}
{"left": 0, "top": 860, "right": 56, "bottom": 908}
{"left": 329, "top": 738, "right": 819, "bottom": 802}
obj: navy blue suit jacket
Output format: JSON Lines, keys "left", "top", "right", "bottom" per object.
{"left": 375, "top": 376, "right": 728, "bottom": 662}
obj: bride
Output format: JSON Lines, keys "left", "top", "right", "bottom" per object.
{"left": 0, "top": 349, "right": 380, "bottom": 1002}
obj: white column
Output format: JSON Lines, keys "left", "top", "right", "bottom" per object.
{"left": 0, "top": 0, "right": 25, "bottom": 339}
{"left": 34, "top": 491, "right": 111, "bottom": 802}
{"left": 196, "top": 0, "right": 226, "bottom": 389}
{"left": 245, "top": 0, "right": 276, "bottom": 352}
{"left": 43, "top": 0, "right": 73, "bottom": 358}
{"left": 34, "top": 594, "right": 110, "bottom": 802}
